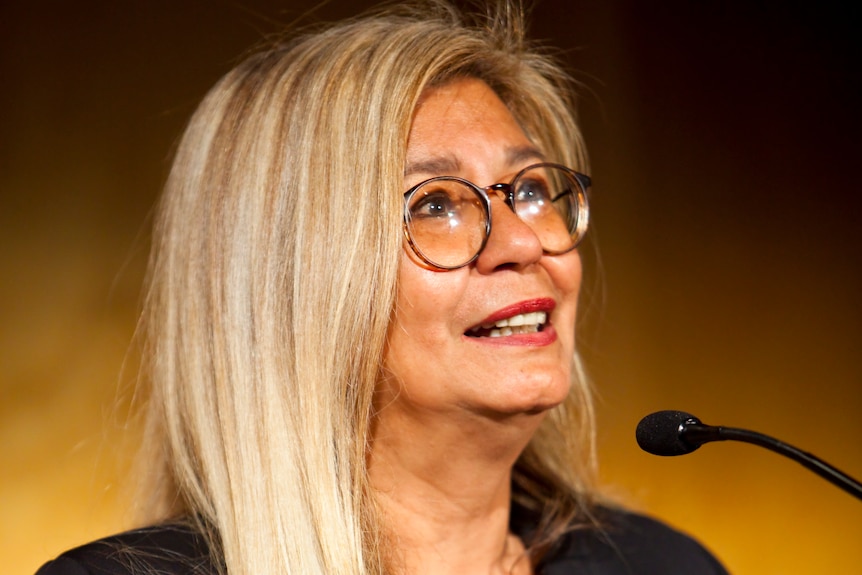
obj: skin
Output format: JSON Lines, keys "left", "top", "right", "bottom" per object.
{"left": 370, "top": 78, "right": 583, "bottom": 575}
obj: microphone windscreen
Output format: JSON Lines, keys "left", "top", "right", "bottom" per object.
{"left": 636, "top": 410, "right": 700, "bottom": 456}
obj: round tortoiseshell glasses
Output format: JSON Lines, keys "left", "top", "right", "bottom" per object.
{"left": 403, "top": 162, "right": 590, "bottom": 270}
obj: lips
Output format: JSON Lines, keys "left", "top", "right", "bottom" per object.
{"left": 465, "top": 298, "right": 556, "bottom": 339}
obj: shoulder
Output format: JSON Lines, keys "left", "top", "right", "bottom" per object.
{"left": 35, "top": 523, "right": 217, "bottom": 575}
{"left": 540, "top": 507, "right": 729, "bottom": 575}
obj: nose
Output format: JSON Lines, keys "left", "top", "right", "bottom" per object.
{"left": 473, "top": 194, "right": 543, "bottom": 273}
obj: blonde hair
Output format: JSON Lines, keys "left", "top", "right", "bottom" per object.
{"left": 137, "top": 2, "right": 598, "bottom": 573}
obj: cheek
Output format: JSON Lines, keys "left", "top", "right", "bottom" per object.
{"left": 548, "top": 251, "right": 583, "bottom": 345}
{"left": 384, "top": 257, "right": 469, "bottom": 373}
{"left": 391, "top": 253, "right": 474, "bottom": 332}
{"left": 555, "top": 249, "right": 583, "bottom": 297}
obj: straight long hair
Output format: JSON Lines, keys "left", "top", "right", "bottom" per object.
{"left": 136, "top": 2, "right": 598, "bottom": 573}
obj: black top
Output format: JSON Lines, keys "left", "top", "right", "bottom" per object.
{"left": 36, "top": 507, "right": 728, "bottom": 574}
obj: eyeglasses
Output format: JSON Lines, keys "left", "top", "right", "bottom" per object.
{"left": 402, "top": 162, "right": 591, "bottom": 270}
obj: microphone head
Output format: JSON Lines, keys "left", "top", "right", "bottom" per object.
{"left": 636, "top": 410, "right": 702, "bottom": 456}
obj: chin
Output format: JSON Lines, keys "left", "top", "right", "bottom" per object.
{"left": 488, "top": 373, "right": 572, "bottom": 416}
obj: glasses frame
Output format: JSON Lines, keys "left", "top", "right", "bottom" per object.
{"left": 402, "top": 162, "right": 591, "bottom": 270}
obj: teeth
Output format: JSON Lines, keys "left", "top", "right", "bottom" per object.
{"left": 489, "top": 325, "right": 539, "bottom": 337}
{"left": 497, "top": 311, "right": 545, "bottom": 328}
{"left": 470, "top": 311, "right": 548, "bottom": 336}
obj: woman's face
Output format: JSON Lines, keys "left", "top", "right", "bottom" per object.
{"left": 382, "top": 78, "right": 582, "bottom": 421}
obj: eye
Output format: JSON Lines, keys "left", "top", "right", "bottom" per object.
{"left": 411, "top": 189, "right": 457, "bottom": 219}
{"left": 514, "top": 177, "right": 551, "bottom": 209}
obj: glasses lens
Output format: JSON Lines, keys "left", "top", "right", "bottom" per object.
{"left": 405, "top": 178, "right": 487, "bottom": 268}
{"left": 512, "top": 165, "right": 586, "bottom": 254}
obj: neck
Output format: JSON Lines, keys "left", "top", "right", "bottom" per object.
{"left": 369, "top": 407, "right": 542, "bottom": 575}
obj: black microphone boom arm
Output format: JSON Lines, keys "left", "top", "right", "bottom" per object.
{"left": 682, "top": 420, "right": 862, "bottom": 501}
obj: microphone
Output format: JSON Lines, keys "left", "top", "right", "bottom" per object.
{"left": 636, "top": 410, "right": 862, "bottom": 501}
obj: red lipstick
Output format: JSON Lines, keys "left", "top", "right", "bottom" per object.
{"left": 464, "top": 298, "right": 558, "bottom": 346}
{"left": 475, "top": 298, "right": 556, "bottom": 327}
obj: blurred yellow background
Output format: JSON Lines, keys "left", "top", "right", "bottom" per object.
{"left": 2, "top": 1, "right": 860, "bottom": 573}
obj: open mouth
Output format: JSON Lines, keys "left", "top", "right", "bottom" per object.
{"left": 466, "top": 311, "right": 548, "bottom": 338}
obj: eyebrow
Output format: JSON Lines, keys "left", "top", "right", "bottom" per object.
{"left": 404, "top": 155, "right": 461, "bottom": 178}
{"left": 403, "top": 145, "right": 546, "bottom": 178}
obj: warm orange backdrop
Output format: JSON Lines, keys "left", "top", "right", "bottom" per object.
{"left": 3, "top": 2, "right": 860, "bottom": 573}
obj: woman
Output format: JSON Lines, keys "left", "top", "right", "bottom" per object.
{"left": 38, "top": 2, "right": 727, "bottom": 574}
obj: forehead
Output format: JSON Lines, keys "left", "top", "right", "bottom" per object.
{"left": 405, "top": 78, "right": 540, "bottom": 178}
